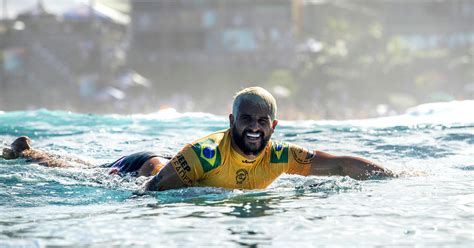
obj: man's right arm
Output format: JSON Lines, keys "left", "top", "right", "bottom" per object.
{"left": 144, "top": 162, "right": 188, "bottom": 191}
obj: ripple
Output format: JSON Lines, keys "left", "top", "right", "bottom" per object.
{"left": 456, "top": 165, "right": 474, "bottom": 171}
{"left": 374, "top": 144, "right": 454, "bottom": 159}
{"left": 437, "top": 133, "right": 474, "bottom": 144}
{"left": 1, "top": 106, "right": 474, "bottom": 247}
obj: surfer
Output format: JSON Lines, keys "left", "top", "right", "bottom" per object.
{"left": 144, "top": 87, "right": 394, "bottom": 191}
{"left": 2, "top": 87, "right": 393, "bottom": 188}
{"left": 1, "top": 136, "right": 165, "bottom": 177}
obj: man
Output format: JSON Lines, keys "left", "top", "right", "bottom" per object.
{"left": 145, "top": 87, "right": 393, "bottom": 191}
{"left": 2, "top": 136, "right": 165, "bottom": 177}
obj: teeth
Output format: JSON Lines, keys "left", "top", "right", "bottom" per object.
{"left": 246, "top": 133, "right": 260, "bottom": 138}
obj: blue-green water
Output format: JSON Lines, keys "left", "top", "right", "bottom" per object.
{"left": 1, "top": 101, "right": 473, "bottom": 247}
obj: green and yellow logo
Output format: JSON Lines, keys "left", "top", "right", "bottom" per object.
{"left": 270, "top": 142, "right": 288, "bottom": 163}
{"left": 192, "top": 139, "right": 222, "bottom": 172}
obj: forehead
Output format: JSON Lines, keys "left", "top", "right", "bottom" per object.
{"left": 236, "top": 99, "right": 272, "bottom": 118}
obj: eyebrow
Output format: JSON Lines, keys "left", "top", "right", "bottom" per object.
{"left": 240, "top": 114, "right": 270, "bottom": 120}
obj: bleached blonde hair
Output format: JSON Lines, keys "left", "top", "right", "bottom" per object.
{"left": 232, "top": 87, "right": 277, "bottom": 120}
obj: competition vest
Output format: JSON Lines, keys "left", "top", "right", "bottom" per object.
{"left": 170, "top": 129, "right": 315, "bottom": 189}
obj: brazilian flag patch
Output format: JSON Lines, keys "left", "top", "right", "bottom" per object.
{"left": 270, "top": 141, "right": 289, "bottom": 163}
{"left": 192, "top": 138, "right": 222, "bottom": 173}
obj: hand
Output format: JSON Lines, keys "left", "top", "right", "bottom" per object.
{"left": 2, "top": 148, "right": 19, "bottom": 160}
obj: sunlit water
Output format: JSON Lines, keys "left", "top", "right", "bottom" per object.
{"left": 1, "top": 101, "right": 473, "bottom": 247}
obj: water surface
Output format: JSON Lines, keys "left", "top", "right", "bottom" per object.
{"left": 1, "top": 101, "right": 473, "bottom": 247}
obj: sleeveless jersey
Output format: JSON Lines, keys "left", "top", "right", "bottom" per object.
{"left": 169, "top": 129, "right": 315, "bottom": 189}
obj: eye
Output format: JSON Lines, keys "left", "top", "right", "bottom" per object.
{"left": 258, "top": 118, "right": 269, "bottom": 125}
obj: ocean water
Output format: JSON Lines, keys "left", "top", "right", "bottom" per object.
{"left": 0, "top": 101, "right": 473, "bottom": 247}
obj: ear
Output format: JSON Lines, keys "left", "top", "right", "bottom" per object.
{"left": 229, "top": 114, "right": 235, "bottom": 128}
{"left": 271, "top": 119, "right": 278, "bottom": 131}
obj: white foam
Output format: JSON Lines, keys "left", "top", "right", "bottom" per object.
{"left": 279, "top": 100, "right": 474, "bottom": 128}
{"left": 349, "top": 100, "right": 474, "bottom": 127}
{"left": 129, "top": 108, "right": 226, "bottom": 121}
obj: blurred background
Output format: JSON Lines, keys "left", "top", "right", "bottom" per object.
{"left": 0, "top": 0, "right": 472, "bottom": 120}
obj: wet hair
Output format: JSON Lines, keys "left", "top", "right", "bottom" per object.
{"left": 232, "top": 87, "right": 277, "bottom": 120}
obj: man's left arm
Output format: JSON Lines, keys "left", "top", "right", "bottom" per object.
{"left": 309, "top": 150, "right": 394, "bottom": 180}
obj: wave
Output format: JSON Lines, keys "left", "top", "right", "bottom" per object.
{"left": 1, "top": 100, "right": 473, "bottom": 131}
{"left": 348, "top": 100, "right": 474, "bottom": 127}
{"left": 140, "top": 100, "right": 474, "bottom": 128}
{"left": 280, "top": 100, "right": 474, "bottom": 129}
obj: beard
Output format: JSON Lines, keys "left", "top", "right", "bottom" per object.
{"left": 231, "top": 126, "right": 270, "bottom": 156}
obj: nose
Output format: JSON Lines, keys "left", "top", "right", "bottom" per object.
{"left": 247, "top": 119, "right": 260, "bottom": 131}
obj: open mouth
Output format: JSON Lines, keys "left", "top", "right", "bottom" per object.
{"left": 245, "top": 132, "right": 262, "bottom": 141}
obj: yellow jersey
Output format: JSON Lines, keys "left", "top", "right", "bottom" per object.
{"left": 169, "top": 129, "right": 315, "bottom": 189}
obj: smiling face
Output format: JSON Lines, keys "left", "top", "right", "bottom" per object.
{"left": 230, "top": 99, "right": 278, "bottom": 158}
